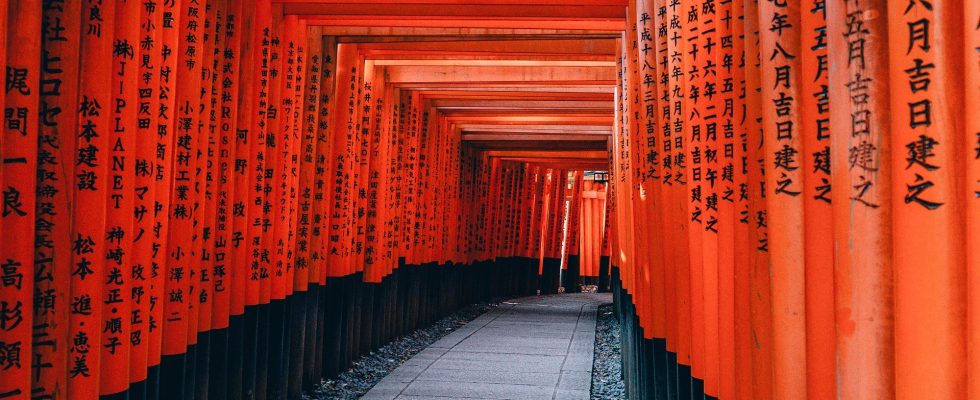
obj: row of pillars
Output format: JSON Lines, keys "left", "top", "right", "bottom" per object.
{"left": 611, "top": 0, "right": 978, "bottom": 400}
{"left": 0, "top": 1, "right": 612, "bottom": 400}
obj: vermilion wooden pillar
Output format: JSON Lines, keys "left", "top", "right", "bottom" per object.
{"left": 730, "top": 2, "right": 753, "bottom": 399}
{"left": 967, "top": 1, "right": 980, "bottom": 398}
{"left": 758, "top": 2, "right": 808, "bottom": 397}
{"left": 888, "top": 1, "right": 968, "bottom": 398}
{"left": 69, "top": 1, "right": 116, "bottom": 398}
{"left": 714, "top": 1, "right": 737, "bottom": 398}
{"left": 742, "top": 1, "right": 773, "bottom": 399}
{"left": 800, "top": 2, "right": 836, "bottom": 399}
{"left": 101, "top": 0, "right": 141, "bottom": 396}
{"left": 131, "top": 0, "right": 163, "bottom": 395}
{"left": 33, "top": 1, "right": 80, "bottom": 399}
{"left": 0, "top": 1, "right": 39, "bottom": 399}
{"left": 826, "top": 1, "right": 896, "bottom": 399}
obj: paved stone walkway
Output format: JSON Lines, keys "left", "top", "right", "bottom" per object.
{"left": 362, "top": 293, "right": 612, "bottom": 400}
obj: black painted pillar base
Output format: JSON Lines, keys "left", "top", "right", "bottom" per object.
{"left": 539, "top": 257, "right": 561, "bottom": 294}
{"left": 598, "top": 255, "right": 611, "bottom": 292}
{"left": 562, "top": 254, "right": 581, "bottom": 293}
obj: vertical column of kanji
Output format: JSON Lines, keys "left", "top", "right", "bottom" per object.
{"left": 798, "top": 1, "right": 834, "bottom": 399}
{"left": 730, "top": 1, "right": 754, "bottom": 399}
{"left": 679, "top": 0, "right": 706, "bottom": 389}
{"left": 263, "top": 4, "right": 282, "bottom": 312}
{"left": 967, "top": 1, "right": 980, "bottom": 397}
{"left": 183, "top": 3, "right": 216, "bottom": 380}
{"left": 655, "top": 3, "right": 679, "bottom": 390}
{"left": 0, "top": 10, "right": 5, "bottom": 390}
{"left": 330, "top": 42, "right": 357, "bottom": 370}
{"left": 364, "top": 67, "right": 389, "bottom": 282}
{"left": 621, "top": 10, "right": 643, "bottom": 333}
{"left": 613, "top": 31, "right": 629, "bottom": 305}
{"left": 288, "top": 19, "right": 307, "bottom": 298}
{"left": 32, "top": 1, "right": 80, "bottom": 398}
{"left": 130, "top": 0, "right": 163, "bottom": 391}
{"left": 195, "top": 0, "right": 223, "bottom": 376}
{"left": 514, "top": 164, "right": 525, "bottom": 272}
{"left": 398, "top": 93, "right": 415, "bottom": 268}
{"left": 418, "top": 108, "right": 434, "bottom": 266}
{"left": 0, "top": 0, "right": 35, "bottom": 395}
{"left": 269, "top": 9, "right": 289, "bottom": 305}
{"left": 488, "top": 161, "right": 499, "bottom": 268}
{"left": 149, "top": 0, "right": 181, "bottom": 387}
{"left": 210, "top": 0, "right": 240, "bottom": 397}
{"left": 275, "top": 13, "right": 302, "bottom": 399}
{"left": 385, "top": 87, "right": 401, "bottom": 275}
{"left": 742, "top": 1, "right": 772, "bottom": 398}
{"left": 487, "top": 157, "right": 498, "bottom": 267}
{"left": 826, "top": 1, "right": 894, "bottom": 398}
{"left": 528, "top": 167, "right": 542, "bottom": 275}
{"left": 351, "top": 58, "right": 369, "bottom": 278}
{"left": 0, "top": 1, "right": 37, "bottom": 398}
{"left": 481, "top": 158, "right": 495, "bottom": 264}
{"left": 261, "top": 6, "right": 287, "bottom": 399}
{"left": 244, "top": 0, "right": 271, "bottom": 395}
{"left": 514, "top": 164, "right": 527, "bottom": 276}
{"left": 229, "top": 0, "right": 252, "bottom": 328}
{"left": 665, "top": 1, "right": 692, "bottom": 389}
{"left": 0, "top": 0, "right": 5, "bottom": 302}
{"left": 68, "top": 1, "right": 115, "bottom": 397}
{"left": 527, "top": 166, "right": 539, "bottom": 282}
{"left": 326, "top": 43, "right": 354, "bottom": 280}
{"left": 285, "top": 19, "right": 309, "bottom": 397}
{"left": 101, "top": 0, "right": 141, "bottom": 395}
{"left": 384, "top": 75, "right": 400, "bottom": 265}
{"left": 362, "top": 61, "right": 382, "bottom": 284}
{"left": 228, "top": 1, "right": 254, "bottom": 395}
{"left": 758, "top": 1, "right": 806, "bottom": 396}
{"left": 638, "top": 3, "right": 669, "bottom": 378}
{"left": 248, "top": 0, "right": 271, "bottom": 311}
{"left": 423, "top": 109, "right": 438, "bottom": 267}
{"left": 313, "top": 36, "right": 336, "bottom": 290}
{"left": 298, "top": 24, "right": 324, "bottom": 391}
{"left": 485, "top": 160, "right": 499, "bottom": 263}
{"left": 715, "top": 1, "right": 737, "bottom": 398}
{"left": 697, "top": 1, "right": 721, "bottom": 394}
{"left": 412, "top": 105, "right": 430, "bottom": 267}
{"left": 439, "top": 116, "right": 451, "bottom": 265}
{"left": 162, "top": 0, "right": 201, "bottom": 388}
{"left": 888, "top": 1, "right": 967, "bottom": 398}
{"left": 0, "top": 6, "right": 38, "bottom": 397}
{"left": 292, "top": 19, "right": 314, "bottom": 294}
{"left": 416, "top": 98, "right": 427, "bottom": 268}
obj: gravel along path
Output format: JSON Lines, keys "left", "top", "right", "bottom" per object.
{"left": 305, "top": 301, "right": 500, "bottom": 400}
{"left": 591, "top": 303, "right": 626, "bottom": 399}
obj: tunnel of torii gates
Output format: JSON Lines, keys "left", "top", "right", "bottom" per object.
{"left": 0, "top": 0, "right": 977, "bottom": 399}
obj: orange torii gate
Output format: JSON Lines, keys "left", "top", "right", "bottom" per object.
{"left": 0, "top": 1, "right": 978, "bottom": 400}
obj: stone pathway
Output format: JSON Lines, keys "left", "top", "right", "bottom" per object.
{"left": 361, "top": 293, "right": 612, "bottom": 400}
